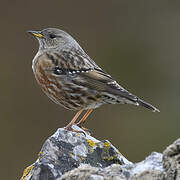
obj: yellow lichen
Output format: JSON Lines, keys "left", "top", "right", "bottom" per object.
{"left": 108, "top": 156, "right": 114, "bottom": 161}
{"left": 104, "top": 141, "right": 111, "bottom": 148}
{"left": 21, "top": 164, "right": 34, "bottom": 180}
{"left": 81, "top": 156, "right": 86, "bottom": 161}
{"left": 87, "top": 139, "right": 96, "bottom": 147}
{"left": 102, "top": 156, "right": 114, "bottom": 161}
{"left": 38, "top": 151, "right": 43, "bottom": 157}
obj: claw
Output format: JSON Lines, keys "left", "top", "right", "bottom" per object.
{"left": 76, "top": 123, "right": 92, "bottom": 135}
{"left": 64, "top": 126, "right": 86, "bottom": 136}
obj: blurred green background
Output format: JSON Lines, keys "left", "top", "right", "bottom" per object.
{"left": 1, "top": 0, "right": 180, "bottom": 179}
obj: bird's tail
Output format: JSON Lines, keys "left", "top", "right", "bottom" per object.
{"left": 106, "top": 85, "right": 160, "bottom": 112}
{"left": 136, "top": 98, "right": 160, "bottom": 112}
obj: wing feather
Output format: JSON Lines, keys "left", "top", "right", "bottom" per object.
{"left": 44, "top": 50, "right": 159, "bottom": 112}
{"left": 75, "top": 69, "right": 159, "bottom": 112}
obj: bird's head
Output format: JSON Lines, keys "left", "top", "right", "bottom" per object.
{"left": 28, "top": 28, "right": 79, "bottom": 50}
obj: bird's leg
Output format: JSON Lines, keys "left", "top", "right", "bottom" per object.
{"left": 76, "top": 109, "right": 93, "bottom": 132}
{"left": 65, "top": 109, "right": 83, "bottom": 130}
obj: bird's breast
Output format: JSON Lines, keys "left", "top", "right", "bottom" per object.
{"left": 32, "top": 54, "right": 83, "bottom": 110}
{"left": 32, "top": 54, "right": 64, "bottom": 104}
{"left": 32, "top": 54, "right": 104, "bottom": 110}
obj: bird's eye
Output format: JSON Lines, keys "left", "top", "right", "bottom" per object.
{"left": 49, "top": 34, "right": 56, "bottom": 39}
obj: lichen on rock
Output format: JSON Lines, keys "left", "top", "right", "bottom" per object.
{"left": 21, "top": 125, "right": 130, "bottom": 180}
{"left": 21, "top": 125, "right": 180, "bottom": 180}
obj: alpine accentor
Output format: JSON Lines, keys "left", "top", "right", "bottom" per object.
{"left": 28, "top": 28, "right": 159, "bottom": 131}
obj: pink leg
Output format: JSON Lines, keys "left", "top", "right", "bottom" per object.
{"left": 65, "top": 109, "right": 83, "bottom": 129}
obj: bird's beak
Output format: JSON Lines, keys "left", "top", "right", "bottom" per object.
{"left": 27, "top": 30, "right": 43, "bottom": 38}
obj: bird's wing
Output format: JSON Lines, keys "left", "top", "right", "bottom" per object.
{"left": 72, "top": 69, "right": 159, "bottom": 112}
{"left": 45, "top": 50, "right": 136, "bottom": 102}
{"left": 44, "top": 50, "right": 159, "bottom": 112}
{"left": 73, "top": 68, "right": 137, "bottom": 100}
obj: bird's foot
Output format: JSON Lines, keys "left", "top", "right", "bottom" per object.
{"left": 76, "top": 123, "right": 92, "bottom": 135}
{"left": 64, "top": 125, "right": 86, "bottom": 136}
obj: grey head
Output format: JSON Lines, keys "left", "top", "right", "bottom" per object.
{"left": 28, "top": 28, "right": 81, "bottom": 50}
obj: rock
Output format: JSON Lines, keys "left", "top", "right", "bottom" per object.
{"left": 60, "top": 152, "right": 164, "bottom": 180}
{"left": 163, "top": 138, "right": 180, "bottom": 180}
{"left": 21, "top": 125, "right": 131, "bottom": 180}
{"left": 20, "top": 125, "right": 180, "bottom": 180}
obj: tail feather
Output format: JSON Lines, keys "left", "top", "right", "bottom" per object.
{"left": 137, "top": 98, "right": 160, "bottom": 112}
{"left": 105, "top": 83, "right": 160, "bottom": 112}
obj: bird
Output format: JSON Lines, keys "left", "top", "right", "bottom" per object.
{"left": 28, "top": 28, "right": 159, "bottom": 132}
